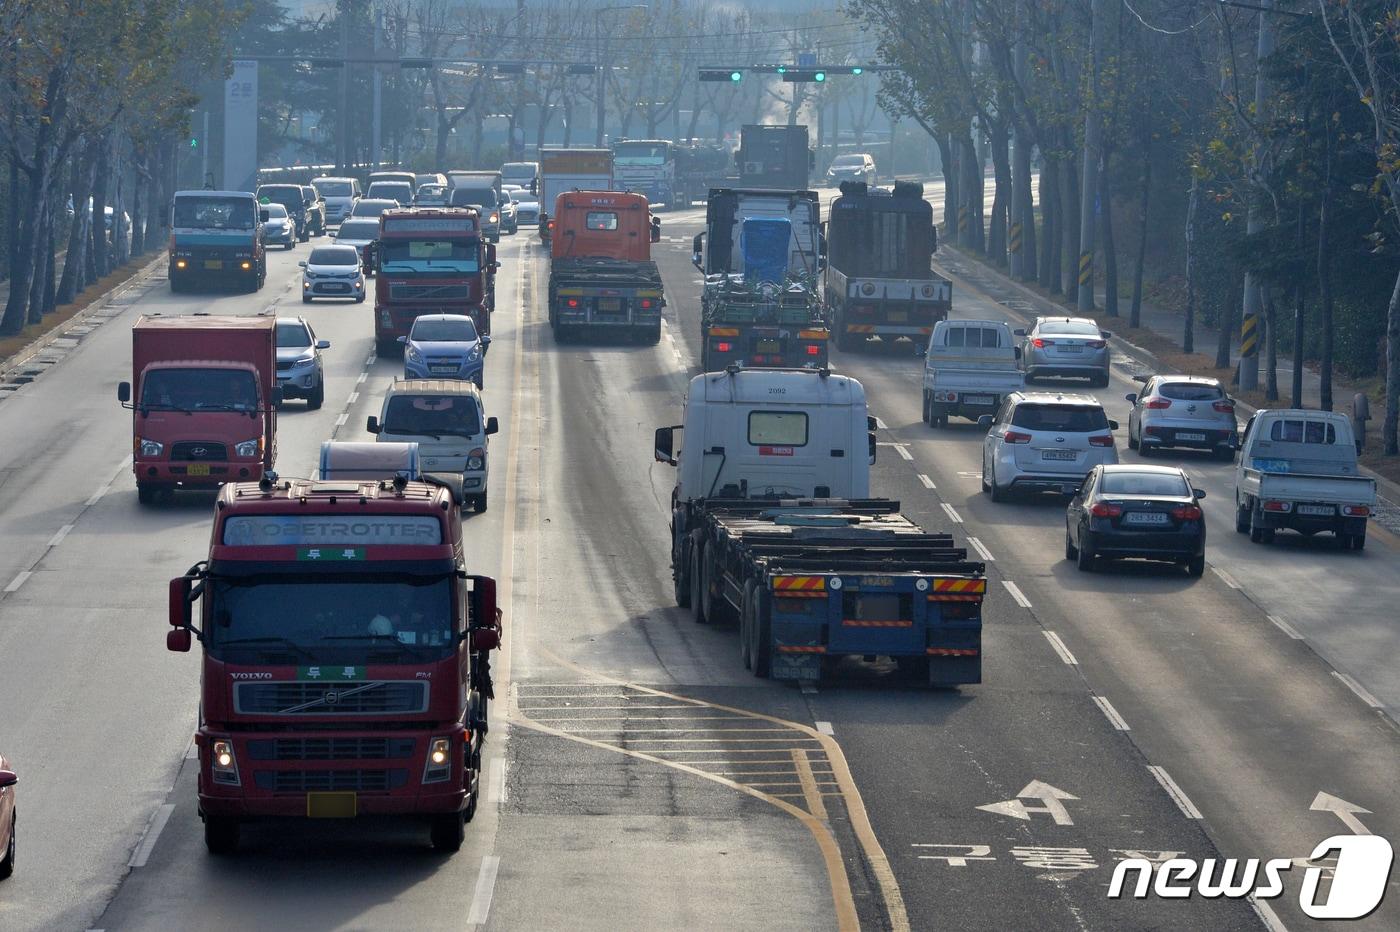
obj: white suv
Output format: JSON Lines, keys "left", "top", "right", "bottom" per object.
{"left": 981, "top": 392, "right": 1119, "bottom": 501}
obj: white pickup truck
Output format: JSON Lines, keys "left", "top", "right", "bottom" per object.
{"left": 921, "top": 319, "right": 1025, "bottom": 428}
{"left": 1234, "top": 409, "right": 1375, "bottom": 550}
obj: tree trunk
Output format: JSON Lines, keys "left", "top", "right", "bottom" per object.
{"left": 130, "top": 152, "right": 147, "bottom": 258}
{"left": 1384, "top": 268, "right": 1400, "bottom": 454}
{"left": 58, "top": 150, "right": 94, "bottom": 305}
{"left": 987, "top": 119, "right": 1011, "bottom": 266}
{"left": 1059, "top": 151, "right": 1080, "bottom": 303}
{"left": 935, "top": 134, "right": 956, "bottom": 242}
{"left": 1130, "top": 151, "right": 1151, "bottom": 328}
{"left": 1291, "top": 206, "right": 1306, "bottom": 408}
{"left": 1041, "top": 158, "right": 1061, "bottom": 292}
{"left": 1217, "top": 278, "right": 1238, "bottom": 370}
{"left": 1264, "top": 287, "right": 1279, "bottom": 402}
{"left": 1101, "top": 155, "right": 1118, "bottom": 318}
{"left": 27, "top": 198, "right": 50, "bottom": 322}
{"left": 1184, "top": 175, "right": 1198, "bottom": 353}
{"left": 1318, "top": 186, "right": 1334, "bottom": 412}
{"left": 1012, "top": 127, "right": 1036, "bottom": 282}
{"left": 90, "top": 132, "right": 111, "bottom": 279}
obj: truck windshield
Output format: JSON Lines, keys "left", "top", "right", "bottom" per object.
{"left": 141, "top": 368, "right": 259, "bottom": 411}
{"left": 383, "top": 395, "right": 481, "bottom": 437}
{"left": 614, "top": 144, "right": 668, "bottom": 165}
{"left": 173, "top": 196, "right": 255, "bottom": 230}
{"left": 207, "top": 572, "right": 456, "bottom": 664}
{"left": 380, "top": 239, "right": 480, "bottom": 274}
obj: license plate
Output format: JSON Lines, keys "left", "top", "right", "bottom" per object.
{"left": 1123, "top": 512, "right": 1170, "bottom": 526}
{"left": 203, "top": 259, "right": 223, "bottom": 270}
{"left": 887, "top": 311, "right": 907, "bottom": 322}
{"left": 963, "top": 394, "right": 994, "bottom": 406}
{"left": 306, "top": 792, "right": 357, "bottom": 819}
{"left": 186, "top": 463, "right": 211, "bottom": 476}
{"left": 1041, "top": 450, "right": 1078, "bottom": 461}
{"left": 757, "top": 339, "right": 782, "bottom": 353}
{"left": 430, "top": 365, "right": 457, "bottom": 374}
{"left": 324, "top": 283, "right": 348, "bottom": 292}
{"left": 597, "top": 298, "right": 621, "bottom": 312}
{"left": 1058, "top": 345, "right": 1083, "bottom": 353}
{"left": 1176, "top": 431, "right": 1207, "bottom": 442}
{"left": 1297, "top": 504, "right": 1335, "bottom": 516}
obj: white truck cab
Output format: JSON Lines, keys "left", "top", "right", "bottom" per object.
{"left": 655, "top": 368, "right": 874, "bottom": 504}
{"left": 367, "top": 380, "right": 498, "bottom": 512}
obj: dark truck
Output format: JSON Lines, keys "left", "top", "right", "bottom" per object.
{"left": 547, "top": 190, "right": 664, "bottom": 343}
{"left": 737, "top": 124, "right": 813, "bottom": 190}
{"left": 824, "top": 181, "right": 951, "bottom": 353}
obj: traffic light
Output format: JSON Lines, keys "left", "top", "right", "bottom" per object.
{"left": 700, "top": 69, "right": 742, "bottom": 82}
{"left": 781, "top": 69, "right": 824, "bottom": 83}
{"left": 494, "top": 62, "right": 525, "bottom": 75}
{"left": 567, "top": 63, "right": 596, "bottom": 75}
{"left": 190, "top": 136, "right": 198, "bottom": 149}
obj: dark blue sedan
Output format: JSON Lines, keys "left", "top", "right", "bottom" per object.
{"left": 1065, "top": 464, "right": 1207, "bottom": 575}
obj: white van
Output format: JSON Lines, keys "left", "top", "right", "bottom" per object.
{"left": 367, "top": 380, "right": 498, "bottom": 511}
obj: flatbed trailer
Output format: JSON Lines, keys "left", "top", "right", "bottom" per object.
{"left": 681, "top": 498, "right": 984, "bottom": 684}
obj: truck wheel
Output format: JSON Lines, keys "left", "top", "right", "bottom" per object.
{"left": 1347, "top": 530, "right": 1366, "bottom": 551}
{"left": 645, "top": 323, "right": 662, "bottom": 345}
{"left": 836, "top": 325, "right": 857, "bottom": 352}
{"left": 137, "top": 483, "right": 156, "bottom": 506}
{"left": 170, "top": 276, "right": 184, "bottom": 294}
{"left": 1249, "top": 507, "right": 1274, "bottom": 544}
{"left": 750, "top": 588, "right": 771, "bottom": 678}
{"left": 689, "top": 534, "right": 708, "bottom": 624}
{"left": 471, "top": 494, "right": 488, "bottom": 513}
{"left": 308, "top": 380, "right": 324, "bottom": 410}
{"left": 673, "top": 536, "right": 691, "bottom": 608}
{"left": 921, "top": 392, "right": 931, "bottom": 425}
{"left": 429, "top": 812, "right": 465, "bottom": 852}
{"left": 1235, "top": 499, "right": 1251, "bottom": 534}
{"left": 739, "top": 580, "right": 756, "bottom": 670}
{"left": 204, "top": 815, "right": 240, "bottom": 855}
{"left": 701, "top": 544, "right": 731, "bottom": 624}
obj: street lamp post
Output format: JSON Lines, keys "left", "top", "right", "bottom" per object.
{"left": 595, "top": 4, "right": 647, "bottom": 148}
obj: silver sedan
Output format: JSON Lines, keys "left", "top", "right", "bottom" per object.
{"left": 1018, "top": 317, "right": 1112, "bottom": 387}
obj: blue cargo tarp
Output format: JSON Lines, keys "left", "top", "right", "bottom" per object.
{"left": 740, "top": 217, "right": 791, "bottom": 285}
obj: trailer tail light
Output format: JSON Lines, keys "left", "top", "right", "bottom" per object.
{"left": 1342, "top": 505, "right": 1370, "bottom": 517}
{"left": 1090, "top": 502, "right": 1122, "bottom": 518}
{"left": 1088, "top": 434, "right": 1114, "bottom": 447}
{"left": 1002, "top": 430, "right": 1032, "bottom": 444}
{"left": 935, "top": 603, "right": 981, "bottom": 620}
{"left": 1032, "top": 338, "right": 1053, "bottom": 348}
{"left": 1171, "top": 504, "right": 1203, "bottom": 521}
{"left": 798, "top": 330, "right": 827, "bottom": 340}
{"left": 805, "top": 344, "right": 821, "bottom": 356}
{"left": 640, "top": 298, "right": 653, "bottom": 308}
{"left": 566, "top": 298, "right": 579, "bottom": 308}
{"left": 751, "top": 354, "right": 766, "bottom": 364}
{"left": 1213, "top": 400, "right": 1235, "bottom": 414}
{"left": 1262, "top": 500, "right": 1292, "bottom": 512}
{"left": 715, "top": 341, "right": 733, "bottom": 353}
{"left": 1144, "top": 398, "right": 1171, "bottom": 409}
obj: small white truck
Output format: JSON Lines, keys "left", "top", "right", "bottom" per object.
{"left": 366, "top": 379, "right": 499, "bottom": 512}
{"left": 921, "top": 319, "right": 1025, "bottom": 428}
{"left": 1234, "top": 409, "right": 1375, "bottom": 550}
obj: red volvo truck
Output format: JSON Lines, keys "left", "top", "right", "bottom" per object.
{"left": 167, "top": 474, "right": 503, "bottom": 854}
{"left": 373, "top": 208, "right": 498, "bottom": 356}
{"left": 117, "top": 316, "right": 279, "bottom": 504}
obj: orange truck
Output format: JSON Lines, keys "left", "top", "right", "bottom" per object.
{"left": 546, "top": 191, "right": 665, "bottom": 343}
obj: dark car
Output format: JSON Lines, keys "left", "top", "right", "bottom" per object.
{"left": 256, "top": 184, "right": 312, "bottom": 242}
{"left": 301, "top": 184, "right": 327, "bottom": 236}
{"left": 0, "top": 755, "right": 15, "bottom": 880}
{"left": 1065, "top": 464, "right": 1207, "bottom": 575}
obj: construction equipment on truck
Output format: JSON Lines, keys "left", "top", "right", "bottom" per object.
{"left": 654, "top": 367, "right": 984, "bottom": 685}
{"left": 825, "top": 181, "right": 950, "bottom": 353}
{"left": 547, "top": 190, "right": 665, "bottom": 343}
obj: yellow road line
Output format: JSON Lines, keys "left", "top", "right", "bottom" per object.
{"left": 793, "top": 749, "right": 830, "bottom": 822}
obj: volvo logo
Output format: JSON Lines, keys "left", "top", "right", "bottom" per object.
{"left": 323, "top": 690, "right": 340, "bottom": 705}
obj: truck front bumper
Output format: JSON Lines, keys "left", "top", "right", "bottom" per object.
{"left": 134, "top": 458, "right": 265, "bottom": 488}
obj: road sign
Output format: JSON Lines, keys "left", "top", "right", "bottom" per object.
{"left": 798, "top": 51, "right": 816, "bottom": 67}
{"left": 976, "top": 780, "right": 1079, "bottom": 825}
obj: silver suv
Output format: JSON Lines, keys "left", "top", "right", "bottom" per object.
{"left": 1017, "top": 317, "right": 1112, "bottom": 387}
{"left": 981, "top": 392, "right": 1119, "bottom": 500}
{"left": 1126, "top": 375, "right": 1237, "bottom": 460}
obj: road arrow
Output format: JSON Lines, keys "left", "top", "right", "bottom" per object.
{"left": 977, "top": 781, "right": 1079, "bottom": 826}
{"left": 1310, "top": 791, "right": 1372, "bottom": 835}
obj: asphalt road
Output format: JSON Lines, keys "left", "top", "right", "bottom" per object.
{"left": 0, "top": 193, "right": 1394, "bottom": 932}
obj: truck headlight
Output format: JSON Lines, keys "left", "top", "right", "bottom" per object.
{"left": 467, "top": 455, "right": 484, "bottom": 471}
{"left": 423, "top": 736, "right": 452, "bottom": 783}
{"left": 210, "top": 738, "right": 240, "bottom": 786}
{"left": 138, "top": 438, "right": 163, "bottom": 457}
{"left": 234, "top": 438, "right": 260, "bottom": 457}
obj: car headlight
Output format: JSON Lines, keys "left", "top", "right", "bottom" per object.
{"left": 490, "top": 212, "right": 499, "bottom": 224}
{"left": 406, "top": 345, "right": 422, "bottom": 362}
{"left": 467, "top": 448, "right": 485, "bottom": 471}
{"left": 467, "top": 345, "right": 482, "bottom": 362}
{"left": 139, "top": 438, "right": 163, "bottom": 457}
{"left": 234, "top": 438, "right": 261, "bottom": 457}
{"left": 423, "top": 736, "right": 452, "bottom": 783}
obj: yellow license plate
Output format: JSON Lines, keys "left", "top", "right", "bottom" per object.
{"left": 888, "top": 311, "right": 908, "bottom": 322}
{"left": 203, "top": 259, "right": 223, "bottom": 270}
{"left": 757, "top": 339, "right": 782, "bottom": 353}
{"left": 186, "top": 463, "right": 211, "bottom": 477}
{"left": 597, "top": 298, "right": 621, "bottom": 311}
{"left": 307, "top": 792, "right": 358, "bottom": 818}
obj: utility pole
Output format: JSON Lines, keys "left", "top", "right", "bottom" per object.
{"left": 1239, "top": 1, "right": 1275, "bottom": 391}
{"left": 1076, "top": 0, "right": 1107, "bottom": 313}
{"left": 371, "top": 7, "right": 382, "bottom": 168}
{"left": 338, "top": 3, "right": 350, "bottom": 172}
{"left": 200, "top": 111, "right": 209, "bottom": 186}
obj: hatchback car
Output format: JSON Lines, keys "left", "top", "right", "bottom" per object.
{"left": 351, "top": 197, "right": 399, "bottom": 220}
{"left": 261, "top": 203, "right": 295, "bottom": 249}
{"left": 334, "top": 218, "right": 381, "bottom": 274}
{"left": 300, "top": 244, "right": 366, "bottom": 302}
{"left": 1065, "top": 464, "right": 1207, "bottom": 575}
{"left": 1018, "top": 317, "right": 1113, "bottom": 386}
{"left": 402, "top": 314, "right": 491, "bottom": 388}
{"left": 827, "top": 153, "right": 877, "bottom": 186}
{"left": 514, "top": 193, "right": 541, "bottom": 228}
{"left": 0, "top": 756, "right": 15, "bottom": 880}
{"left": 1126, "top": 375, "right": 1237, "bottom": 459}
{"left": 274, "top": 317, "right": 330, "bottom": 408}
{"left": 981, "top": 392, "right": 1119, "bottom": 500}
{"left": 366, "top": 180, "right": 413, "bottom": 206}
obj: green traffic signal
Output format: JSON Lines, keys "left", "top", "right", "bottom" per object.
{"left": 730, "top": 71, "right": 742, "bottom": 82}
{"left": 813, "top": 71, "right": 825, "bottom": 82}
{"left": 190, "top": 137, "right": 198, "bottom": 148}
{"left": 777, "top": 65, "right": 787, "bottom": 74}
{"left": 851, "top": 67, "right": 863, "bottom": 75}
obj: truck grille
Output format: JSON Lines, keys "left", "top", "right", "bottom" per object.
{"left": 390, "top": 283, "right": 473, "bottom": 301}
{"left": 253, "top": 768, "right": 409, "bottom": 792}
{"left": 246, "top": 737, "right": 416, "bottom": 761}
{"left": 234, "top": 681, "right": 429, "bottom": 715}
{"left": 171, "top": 441, "right": 228, "bottom": 461}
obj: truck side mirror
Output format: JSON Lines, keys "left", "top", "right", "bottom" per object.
{"left": 269, "top": 387, "right": 283, "bottom": 407}
{"left": 691, "top": 232, "right": 704, "bottom": 271}
{"left": 651, "top": 218, "right": 661, "bottom": 243}
{"left": 1013, "top": 346, "right": 1022, "bottom": 360}
{"left": 117, "top": 381, "right": 131, "bottom": 403}
{"left": 486, "top": 243, "right": 497, "bottom": 265}
{"left": 930, "top": 223, "right": 938, "bottom": 254}
{"left": 167, "top": 628, "right": 192, "bottom": 652}
{"left": 259, "top": 209, "right": 270, "bottom": 223}
{"left": 654, "top": 426, "right": 676, "bottom": 465}
{"left": 367, "top": 415, "right": 381, "bottom": 434}
{"left": 868, "top": 431, "right": 877, "bottom": 464}
{"left": 1013, "top": 328, "right": 1026, "bottom": 337}
{"left": 485, "top": 416, "right": 499, "bottom": 436}
{"left": 867, "top": 415, "right": 878, "bottom": 431}
{"left": 467, "top": 575, "right": 500, "bottom": 650}
{"left": 169, "top": 575, "right": 192, "bottom": 631}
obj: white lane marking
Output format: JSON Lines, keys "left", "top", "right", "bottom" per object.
{"left": 185, "top": 742, "right": 199, "bottom": 760}
{"left": 966, "top": 537, "right": 995, "bottom": 562}
{"left": 815, "top": 721, "right": 835, "bottom": 736}
{"left": 800, "top": 682, "right": 818, "bottom": 695}
{"left": 1250, "top": 896, "right": 1290, "bottom": 932}
{"left": 873, "top": 417, "right": 887, "bottom": 430}
{"left": 86, "top": 483, "right": 112, "bottom": 506}
{"left": 465, "top": 855, "right": 502, "bottom": 926}
{"left": 347, "top": 391, "right": 359, "bottom": 405}
{"left": 334, "top": 413, "right": 348, "bottom": 428}
{"left": 1211, "top": 565, "right": 1240, "bottom": 589}
{"left": 48, "top": 524, "right": 74, "bottom": 547}
{"left": 1332, "top": 672, "right": 1384, "bottom": 710}
{"left": 1092, "top": 696, "right": 1130, "bottom": 731}
{"left": 895, "top": 444, "right": 912, "bottom": 461}
{"left": 364, "top": 354, "right": 376, "bottom": 366}
{"left": 4, "top": 571, "right": 32, "bottom": 593}
{"left": 1042, "top": 630, "right": 1078, "bottom": 665}
{"left": 917, "top": 473, "right": 936, "bottom": 490}
{"left": 1268, "top": 614, "right": 1303, "bottom": 640}
{"left": 488, "top": 757, "right": 507, "bottom": 804}
{"left": 356, "top": 371, "right": 367, "bottom": 385}
{"left": 941, "top": 503, "right": 963, "bottom": 524}
{"left": 1002, "top": 580, "right": 1032, "bottom": 609}
{"left": 1147, "top": 765, "right": 1202, "bottom": 819}
{"left": 128, "top": 803, "right": 176, "bottom": 867}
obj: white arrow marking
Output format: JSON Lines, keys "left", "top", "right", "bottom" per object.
{"left": 976, "top": 780, "right": 1079, "bottom": 825}
{"left": 1310, "top": 791, "right": 1372, "bottom": 835}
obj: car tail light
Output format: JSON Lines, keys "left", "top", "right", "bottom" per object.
{"left": 1032, "top": 338, "right": 1053, "bottom": 348}
{"left": 1144, "top": 398, "right": 1171, "bottom": 409}
{"left": 1262, "top": 500, "right": 1292, "bottom": 512}
{"left": 566, "top": 298, "right": 579, "bottom": 308}
{"left": 1088, "top": 434, "right": 1114, "bottom": 447}
{"left": 805, "top": 344, "right": 820, "bottom": 356}
{"left": 1212, "top": 400, "right": 1235, "bottom": 413}
{"left": 1003, "top": 430, "right": 1032, "bottom": 444}
{"left": 1087, "top": 339, "right": 1106, "bottom": 348}
{"left": 1342, "top": 505, "right": 1370, "bottom": 517}
{"left": 716, "top": 341, "right": 733, "bottom": 353}
{"left": 1171, "top": 504, "right": 1203, "bottom": 521}
{"left": 1090, "top": 502, "right": 1122, "bottom": 518}
{"left": 640, "top": 299, "right": 653, "bottom": 308}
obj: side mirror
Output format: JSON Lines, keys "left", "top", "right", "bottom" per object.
{"left": 117, "top": 381, "right": 131, "bottom": 403}
{"left": 868, "top": 431, "right": 877, "bottom": 464}
{"left": 467, "top": 575, "right": 500, "bottom": 649}
{"left": 315, "top": 339, "right": 330, "bottom": 350}
{"left": 867, "top": 415, "right": 878, "bottom": 431}
{"left": 977, "top": 415, "right": 994, "bottom": 428}
{"left": 397, "top": 335, "right": 407, "bottom": 343}
{"left": 486, "top": 243, "right": 497, "bottom": 265}
{"left": 1013, "top": 346, "right": 1022, "bottom": 360}
{"left": 0, "top": 770, "right": 16, "bottom": 789}
{"left": 485, "top": 416, "right": 499, "bottom": 436}
{"left": 471, "top": 627, "right": 500, "bottom": 652}
{"left": 930, "top": 223, "right": 938, "bottom": 254}
{"left": 654, "top": 426, "right": 677, "bottom": 465}
{"left": 1013, "top": 328, "right": 1026, "bottom": 337}
{"left": 259, "top": 209, "right": 270, "bottom": 223}
{"left": 1193, "top": 488, "right": 1207, "bottom": 499}
{"left": 269, "top": 387, "right": 283, "bottom": 407}
{"left": 298, "top": 260, "right": 307, "bottom": 268}
{"left": 366, "top": 415, "right": 381, "bottom": 434}
{"left": 1101, "top": 330, "right": 1112, "bottom": 339}
{"left": 1108, "top": 420, "right": 1120, "bottom": 431}
{"left": 167, "top": 628, "right": 192, "bottom": 652}
{"left": 481, "top": 335, "right": 493, "bottom": 346}
{"left": 169, "top": 576, "right": 192, "bottom": 629}
{"left": 1125, "top": 393, "right": 1137, "bottom": 403}
{"left": 651, "top": 222, "right": 661, "bottom": 244}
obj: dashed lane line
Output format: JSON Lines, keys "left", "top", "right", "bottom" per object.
{"left": 4, "top": 571, "right": 31, "bottom": 593}
{"left": 1147, "top": 765, "right": 1203, "bottom": 819}
{"left": 1091, "top": 696, "right": 1130, "bottom": 731}
{"left": 1042, "top": 631, "right": 1079, "bottom": 666}
{"left": 940, "top": 503, "right": 963, "bottom": 524}
{"left": 47, "top": 524, "right": 74, "bottom": 548}
{"left": 128, "top": 804, "right": 175, "bottom": 868}
{"left": 1332, "top": 672, "right": 1384, "bottom": 710}
{"left": 966, "top": 537, "right": 994, "bottom": 562}
{"left": 464, "top": 855, "right": 501, "bottom": 927}
{"left": 488, "top": 757, "right": 507, "bottom": 804}
{"left": 347, "top": 391, "right": 359, "bottom": 405}
{"left": 1250, "top": 895, "right": 1292, "bottom": 932}
{"left": 894, "top": 444, "right": 912, "bottom": 461}
{"left": 815, "top": 721, "right": 835, "bottom": 736}
{"left": 917, "top": 473, "right": 936, "bottom": 490}
{"left": 1268, "top": 614, "right": 1303, "bottom": 640}
{"left": 334, "top": 412, "right": 348, "bottom": 428}
{"left": 1211, "top": 565, "right": 1241, "bottom": 589}
{"left": 355, "top": 371, "right": 367, "bottom": 385}
{"left": 1002, "top": 580, "right": 1032, "bottom": 609}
